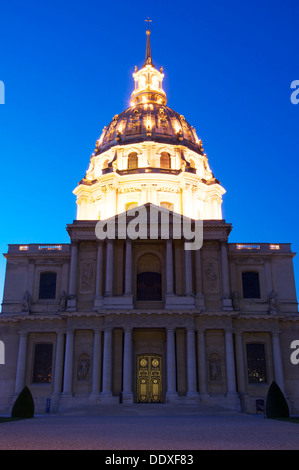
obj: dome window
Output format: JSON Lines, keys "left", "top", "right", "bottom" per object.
{"left": 160, "top": 152, "right": 171, "bottom": 169}
{"left": 160, "top": 202, "right": 174, "bottom": 211}
{"left": 128, "top": 152, "right": 138, "bottom": 169}
{"left": 126, "top": 202, "right": 138, "bottom": 211}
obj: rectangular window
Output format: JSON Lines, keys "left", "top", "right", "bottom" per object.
{"left": 32, "top": 343, "right": 53, "bottom": 383}
{"left": 242, "top": 271, "right": 261, "bottom": 298}
{"left": 38, "top": 272, "right": 57, "bottom": 299}
{"left": 246, "top": 343, "right": 267, "bottom": 384}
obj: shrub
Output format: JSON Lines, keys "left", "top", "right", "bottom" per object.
{"left": 11, "top": 386, "right": 34, "bottom": 419}
{"left": 265, "top": 381, "right": 289, "bottom": 418}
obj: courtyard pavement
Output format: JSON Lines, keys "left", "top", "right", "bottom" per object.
{"left": 0, "top": 404, "right": 298, "bottom": 450}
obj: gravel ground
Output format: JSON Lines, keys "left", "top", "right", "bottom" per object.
{"left": 0, "top": 405, "right": 299, "bottom": 450}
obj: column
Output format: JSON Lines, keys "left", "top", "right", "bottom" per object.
{"left": 53, "top": 332, "right": 65, "bottom": 395}
{"left": 186, "top": 328, "right": 199, "bottom": 399}
{"left": 122, "top": 328, "right": 133, "bottom": 403}
{"left": 67, "top": 242, "right": 78, "bottom": 310}
{"left": 197, "top": 328, "right": 208, "bottom": 397}
{"left": 95, "top": 241, "right": 104, "bottom": 297}
{"left": 62, "top": 330, "right": 74, "bottom": 395}
{"left": 264, "top": 259, "right": 273, "bottom": 298}
{"left": 101, "top": 328, "right": 113, "bottom": 399}
{"left": 61, "top": 261, "right": 69, "bottom": 297}
{"left": 91, "top": 329, "right": 102, "bottom": 396}
{"left": 184, "top": 249, "right": 193, "bottom": 296}
{"left": 15, "top": 332, "right": 28, "bottom": 394}
{"left": 166, "top": 240, "right": 174, "bottom": 295}
{"left": 124, "top": 239, "right": 132, "bottom": 296}
{"left": 166, "top": 328, "right": 178, "bottom": 401}
{"left": 272, "top": 331, "right": 285, "bottom": 393}
{"left": 225, "top": 329, "right": 237, "bottom": 395}
{"left": 221, "top": 241, "right": 233, "bottom": 310}
{"left": 26, "top": 261, "right": 35, "bottom": 299}
{"left": 105, "top": 240, "right": 114, "bottom": 297}
{"left": 234, "top": 331, "right": 247, "bottom": 397}
{"left": 94, "top": 242, "right": 104, "bottom": 309}
{"left": 195, "top": 248, "right": 205, "bottom": 308}
{"left": 69, "top": 242, "right": 78, "bottom": 296}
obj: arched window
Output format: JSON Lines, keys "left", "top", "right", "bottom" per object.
{"left": 137, "top": 253, "right": 162, "bottom": 301}
{"left": 190, "top": 159, "right": 195, "bottom": 168}
{"left": 160, "top": 152, "right": 171, "bottom": 169}
{"left": 128, "top": 152, "right": 138, "bottom": 169}
{"left": 126, "top": 202, "right": 138, "bottom": 211}
{"left": 103, "top": 159, "right": 109, "bottom": 169}
{"left": 160, "top": 202, "right": 174, "bottom": 211}
{"left": 39, "top": 272, "right": 57, "bottom": 299}
{"left": 242, "top": 271, "right": 261, "bottom": 299}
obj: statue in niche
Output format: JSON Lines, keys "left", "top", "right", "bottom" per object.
{"left": 269, "top": 290, "right": 278, "bottom": 314}
{"left": 209, "top": 354, "right": 222, "bottom": 381}
{"left": 22, "top": 291, "right": 32, "bottom": 313}
{"left": 77, "top": 353, "right": 90, "bottom": 381}
{"left": 59, "top": 291, "right": 67, "bottom": 312}
{"left": 232, "top": 290, "right": 240, "bottom": 310}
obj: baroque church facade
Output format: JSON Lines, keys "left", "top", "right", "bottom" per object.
{"left": 1, "top": 27, "right": 298, "bottom": 415}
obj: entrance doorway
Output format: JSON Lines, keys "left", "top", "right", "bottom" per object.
{"left": 137, "top": 354, "right": 163, "bottom": 403}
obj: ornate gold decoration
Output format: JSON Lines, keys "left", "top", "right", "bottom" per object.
{"left": 137, "top": 354, "right": 162, "bottom": 403}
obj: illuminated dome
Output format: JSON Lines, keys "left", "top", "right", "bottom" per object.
{"left": 94, "top": 104, "right": 205, "bottom": 157}
{"left": 74, "top": 25, "right": 226, "bottom": 221}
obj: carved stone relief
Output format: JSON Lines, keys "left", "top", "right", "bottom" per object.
{"left": 209, "top": 353, "right": 222, "bottom": 382}
{"left": 79, "top": 260, "right": 95, "bottom": 293}
{"left": 203, "top": 259, "right": 219, "bottom": 294}
{"left": 77, "top": 353, "right": 90, "bottom": 381}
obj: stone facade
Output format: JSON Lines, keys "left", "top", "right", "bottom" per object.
{"left": 0, "top": 213, "right": 298, "bottom": 414}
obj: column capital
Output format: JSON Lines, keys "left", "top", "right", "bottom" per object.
{"left": 196, "top": 327, "right": 206, "bottom": 334}
{"left": 104, "top": 326, "right": 113, "bottom": 333}
{"left": 186, "top": 326, "right": 195, "bottom": 334}
{"left": 18, "top": 331, "right": 29, "bottom": 337}
{"left": 93, "top": 328, "right": 103, "bottom": 335}
{"left": 123, "top": 326, "right": 133, "bottom": 334}
{"left": 234, "top": 329, "right": 243, "bottom": 337}
{"left": 224, "top": 327, "right": 234, "bottom": 334}
{"left": 167, "top": 327, "right": 176, "bottom": 333}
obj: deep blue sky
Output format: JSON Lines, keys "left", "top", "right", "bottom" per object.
{"left": 0, "top": 0, "right": 298, "bottom": 303}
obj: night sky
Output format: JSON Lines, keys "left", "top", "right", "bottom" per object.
{"left": 0, "top": 0, "right": 298, "bottom": 303}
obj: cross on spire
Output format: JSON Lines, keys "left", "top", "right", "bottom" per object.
{"left": 145, "top": 17, "right": 152, "bottom": 30}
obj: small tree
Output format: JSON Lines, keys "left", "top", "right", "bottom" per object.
{"left": 265, "top": 381, "right": 289, "bottom": 419}
{"left": 11, "top": 386, "right": 34, "bottom": 419}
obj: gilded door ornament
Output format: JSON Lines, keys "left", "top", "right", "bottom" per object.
{"left": 137, "top": 354, "right": 162, "bottom": 403}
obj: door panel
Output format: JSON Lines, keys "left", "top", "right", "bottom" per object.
{"left": 137, "top": 354, "right": 162, "bottom": 403}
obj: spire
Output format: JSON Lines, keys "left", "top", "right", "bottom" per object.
{"left": 131, "top": 20, "right": 166, "bottom": 105}
{"left": 144, "top": 17, "right": 153, "bottom": 66}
